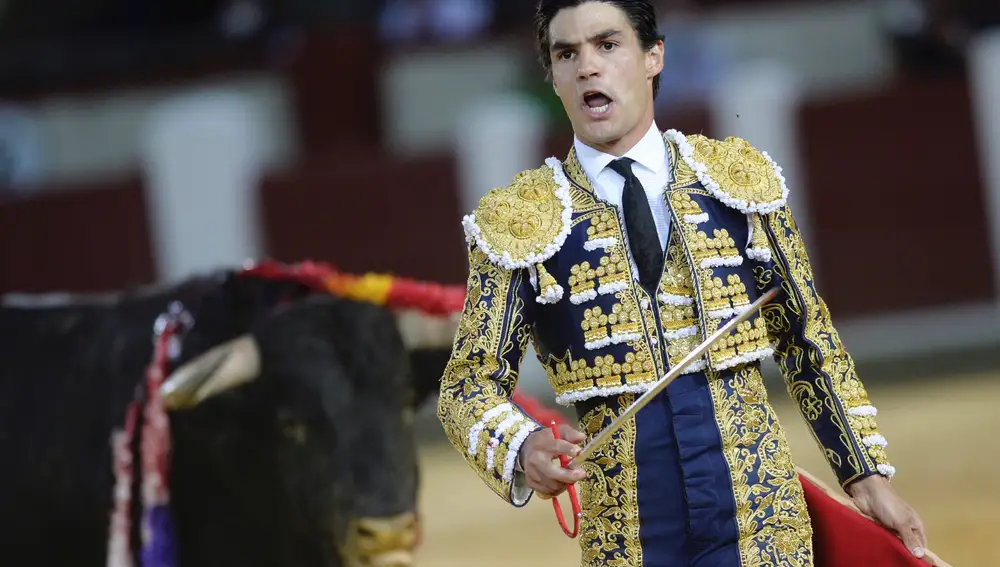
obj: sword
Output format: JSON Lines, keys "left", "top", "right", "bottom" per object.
{"left": 567, "top": 286, "right": 779, "bottom": 468}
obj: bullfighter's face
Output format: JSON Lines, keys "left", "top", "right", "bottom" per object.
{"left": 547, "top": 0, "right": 663, "bottom": 156}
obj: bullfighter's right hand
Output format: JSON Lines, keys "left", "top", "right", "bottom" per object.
{"left": 518, "top": 424, "right": 587, "bottom": 498}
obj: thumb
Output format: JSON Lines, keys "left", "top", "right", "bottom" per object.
{"left": 558, "top": 423, "right": 586, "bottom": 444}
{"left": 897, "top": 520, "right": 924, "bottom": 558}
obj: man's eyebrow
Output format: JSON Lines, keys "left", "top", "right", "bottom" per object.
{"left": 550, "top": 29, "right": 621, "bottom": 52}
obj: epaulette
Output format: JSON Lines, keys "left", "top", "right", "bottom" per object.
{"left": 461, "top": 157, "right": 574, "bottom": 303}
{"left": 462, "top": 157, "right": 574, "bottom": 270}
{"left": 664, "top": 130, "right": 789, "bottom": 215}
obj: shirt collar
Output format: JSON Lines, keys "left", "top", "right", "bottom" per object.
{"left": 573, "top": 121, "right": 667, "bottom": 183}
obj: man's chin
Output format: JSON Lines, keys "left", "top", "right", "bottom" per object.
{"left": 574, "top": 123, "right": 622, "bottom": 147}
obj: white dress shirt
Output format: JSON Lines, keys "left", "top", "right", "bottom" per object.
{"left": 573, "top": 122, "right": 673, "bottom": 250}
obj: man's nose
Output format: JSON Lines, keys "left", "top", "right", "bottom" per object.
{"left": 576, "top": 49, "right": 601, "bottom": 80}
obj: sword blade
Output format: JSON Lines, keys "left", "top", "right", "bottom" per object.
{"left": 566, "top": 287, "right": 779, "bottom": 468}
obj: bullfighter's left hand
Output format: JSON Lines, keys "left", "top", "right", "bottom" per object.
{"left": 847, "top": 474, "right": 927, "bottom": 558}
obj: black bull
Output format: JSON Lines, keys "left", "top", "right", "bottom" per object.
{"left": 0, "top": 269, "right": 456, "bottom": 567}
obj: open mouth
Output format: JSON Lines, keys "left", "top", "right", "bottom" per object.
{"left": 582, "top": 90, "right": 613, "bottom": 116}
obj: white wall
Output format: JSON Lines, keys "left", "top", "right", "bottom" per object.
{"left": 0, "top": 72, "right": 299, "bottom": 189}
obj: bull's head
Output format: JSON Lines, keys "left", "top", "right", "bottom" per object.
{"left": 160, "top": 293, "right": 456, "bottom": 567}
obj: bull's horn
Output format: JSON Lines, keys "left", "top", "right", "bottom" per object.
{"left": 394, "top": 309, "right": 459, "bottom": 350}
{"left": 160, "top": 334, "right": 261, "bottom": 410}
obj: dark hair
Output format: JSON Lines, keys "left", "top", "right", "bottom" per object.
{"left": 534, "top": 0, "right": 665, "bottom": 98}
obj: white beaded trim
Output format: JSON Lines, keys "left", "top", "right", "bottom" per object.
{"left": 584, "top": 237, "right": 616, "bottom": 251}
{"left": 662, "top": 325, "right": 699, "bottom": 340}
{"left": 597, "top": 280, "right": 629, "bottom": 296}
{"left": 746, "top": 247, "right": 772, "bottom": 263}
{"left": 848, "top": 405, "right": 878, "bottom": 417}
{"left": 584, "top": 332, "right": 642, "bottom": 351}
{"left": 701, "top": 255, "right": 744, "bottom": 269}
{"left": 658, "top": 293, "right": 694, "bottom": 306}
{"left": 468, "top": 402, "right": 512, "bottom": 456}
{"left": 553, "top": 361, "right": 706, "bottom": 406}
{"left": 713, "top": 346, "right": 775, "bottom": 371}
{"left": 502, "top": 422, "right": 539, "bottom": 482}
{"left": 862, "top": 434, "right": 888, "bottom": 448}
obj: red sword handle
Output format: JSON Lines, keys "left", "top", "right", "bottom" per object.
{"left": 548, "top": 420, "right": 581, "bottom": 538}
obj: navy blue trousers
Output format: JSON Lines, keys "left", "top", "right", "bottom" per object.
{"left": 574, "top": 373, "right": 741, "bottom": 566}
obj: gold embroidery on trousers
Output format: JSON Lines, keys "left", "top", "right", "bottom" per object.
{"left": 576, "top": 394, "right": 642, "bottom": 567}
{"left": 706, "top": 366, "right": 814, "bottom": 567}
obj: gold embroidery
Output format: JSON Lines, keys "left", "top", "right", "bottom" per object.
{"left": 700, "top": 273, "right": 752, "bottom": 317}
{"left": 665, "top": 330, "right": 703, "bottom": 370}
{"left": 563, "top": 147, "right": 593, "bottom": 192}
{"left": 689, "top": 228, "right": 741, "bottom": 265}
{"left": 749, "top": 213, "right": 772, "bottom": 256}
{"left": 547, "top": 350, "right": 656, "bottom": 398}
{"left": 706, "top": 317, "right": 770, "bottom": 365}
{"left": 654, "top": 232, "right": 704, "bottom": 370}
{"left": 586, "top": 211, "right": 618, "bottom": 244}
{"left": 667, "top": 137, "right": 700, "bottom": 188}
{"left": 668, "top": 192, "right": 770, "bottom": 371}
{"left": 436, "top": 246, "right": 538, "bottom": 503}
{"left": 580, "top": 301, "right": 643, "bottom": 350}
{"left": 597, "top": 252, "right": 630, "bottom": 292}
{"left": 570, "top": 261, "right": 598, "bottom": 300}
{"left": 658, "top": 228, "right": 696, "bottom": 300}
{"left": 761, "top": 204, "right": 893, "bottom": 486}
{"left": 706, "top": 365, "right": 813, "bottom": 566}
{"left": 671, "top": 191, "right": 706, "bottom": 218}
{"left": 466, "top": 164, "right": 570, "bottom": 268}
{"left": 685, "top": 133, "right": 787, "bottom": 212}
{"left": 576, "top": 394, "right": 642, "bottom": 567}
{"left": 581, "top": 305, "right": 609, "bottom": 346}
{"left": 659, "top": 303, "right": 697, "bottom": 332}
{"left": 610, "top": 303, "right": 642, "bottom": 338}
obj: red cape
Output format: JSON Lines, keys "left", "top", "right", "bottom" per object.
{"left": 511, "top": 392, "right": 950, "bottom": 567}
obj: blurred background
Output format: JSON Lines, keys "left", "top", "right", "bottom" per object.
{"left": 0, "top": 0, "right": 998, "bottom": 564}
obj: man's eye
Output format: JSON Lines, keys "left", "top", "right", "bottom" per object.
{"left": 602, "top": 42, "right": 616, "bottom": 51}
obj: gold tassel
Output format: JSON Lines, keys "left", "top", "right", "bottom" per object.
{"left": 535, "top": 263, "right": 563, "bottom": 304}
{"left": 747, "top": 214, "right": 772, "bottom": 262}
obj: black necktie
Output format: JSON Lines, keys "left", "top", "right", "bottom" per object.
{"left": 608, "top": 158, "right": 664, "bottom": 294}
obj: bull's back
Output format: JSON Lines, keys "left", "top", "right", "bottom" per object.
{"left": 0, "top": 277, "right": 228, "bottom": 564}
{"left": 0, "top": 299, "right": 167, "bottom": 564}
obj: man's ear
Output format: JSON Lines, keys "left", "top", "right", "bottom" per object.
{"left": 646, "top": 39, "right": 665, "bottom": 78}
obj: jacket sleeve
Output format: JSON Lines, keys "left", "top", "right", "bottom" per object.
{"left": 436, "top": 242, "right": 543, "bottom": 506}
{"left": 753, "top": 205, "right": 895, "bottom": 489}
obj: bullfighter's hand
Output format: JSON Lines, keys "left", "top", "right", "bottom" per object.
{"left": 519, "top": 424, "right": 587, "bottom": 499}
{"left": 847, "top": 474, "right": 927, "bottom": 558}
